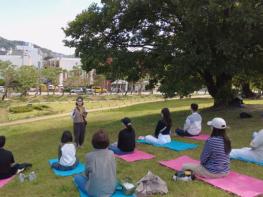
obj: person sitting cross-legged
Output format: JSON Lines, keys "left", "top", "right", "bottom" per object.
{"left": 109, "top": 117, "right": 136, "bottom": 155}
{"left": 230, "top": 129, "right": 263, "bottom": 163}
{"left": 51, "top": 130, "right": 78, "bottom": 171}
{"left": 74, "top": 129, "right": 117, "bottom": 197}
{"left": 0, "top": 136, "right": 32, "bottom": 180}
{"left": 176, "top": 103, "right": 202, "bottom": 136}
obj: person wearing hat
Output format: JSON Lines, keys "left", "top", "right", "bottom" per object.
{"left": 182, "top": 117, "right": 231, "bottom": 178}
{"left": 108, "top": 117, "right": 136, "bottom": 155}
{"left": 71, "top": 96, "right": 88, "bottom": 148}
{"left": 230, "top": 129, "right": 263, "bottom": 163}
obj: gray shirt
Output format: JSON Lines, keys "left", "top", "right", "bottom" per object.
{"left": 85, "top": 149, "right": 117, "bottom": 197}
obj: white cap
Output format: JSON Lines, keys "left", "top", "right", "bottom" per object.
{"left": 207, "top": 117, "right": 227, "bottom": 129}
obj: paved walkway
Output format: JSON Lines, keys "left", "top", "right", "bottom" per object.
{"left": 0, "top": 99, "right": 168, "bottom": 127}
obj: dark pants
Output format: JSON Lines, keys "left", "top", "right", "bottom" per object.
{"left": 74, "top": 122, "right": 86, "bottom": 146}
{"left": 175, "top": 128, "right": 197, "bottom": 136}
{"left": 0, "top": 163, "right": 31, "bottom": 180}
{"left": 51, "top": 160, "right": 79, "bottom": 171}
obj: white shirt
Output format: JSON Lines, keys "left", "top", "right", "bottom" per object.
{"left": 59, "top": 143, "right": 77, "bottom": 166}
{"left": 184, "top": 112, "right": 202, "bottom": 135}
{"left": 250, "top": 130, "right": 263, "bottom": 158}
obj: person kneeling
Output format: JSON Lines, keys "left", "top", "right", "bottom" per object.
{"left": 51, "top": 131, "right": 78, "bottom": 171}
{"left": 109, "top": 117, "right": 136, "bottom": 155}
{"left": 74, "top": 130, "right": 117, "bottom": 197}
{"left": 182, "top": 118, "right": 231, "bottom": 178}
{"left": 176, "top": 103, "right": 202, "bottom": 136}
{"left": 143, "top": 108, "right": 172, "bottom": 145}
{"left": 230, "top": 129, "right": 263, "bottom": 163}
{"left": 0, "top": 136, "right": 32, "bottom": 180}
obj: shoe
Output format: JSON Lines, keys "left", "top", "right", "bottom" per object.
{"left": 17, "top": 168, "right": 25, "bottom": 174}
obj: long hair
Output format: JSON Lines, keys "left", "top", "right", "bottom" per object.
{"left": 61, "top": 130, "right": 73, "bottom": 144}
{"left": 211, "top": 128, "right": 231, "bottom": 154}
{"left": 161, "top": 108, "right": 172, "bottom": 128}
{"left": 75, "top": 96, "right": 84, "bottom": 107}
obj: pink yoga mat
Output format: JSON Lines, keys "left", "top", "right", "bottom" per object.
{"left": 115, "top": 149, "right": 155, "bottom": 162}
{"left": 159, "top": 156, "right": 263, "bottom": 197}
{"left": 185, "top": 134, "right": 209, "bottom": 141}
{"left": 0, "top": 176, "right": 14, "bottom": 188}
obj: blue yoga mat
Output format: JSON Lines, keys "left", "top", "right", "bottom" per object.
{"left": 230, "top": 156, "right": 263, "bottom": 166}
{"left": 48, "top": 159, "right": 85, "bottom": 176}
{"left": 137, "top": 139, "right": 198, "bottom": 151}
{"left": 77, "top": 185, "right": 136, "bottom": 197}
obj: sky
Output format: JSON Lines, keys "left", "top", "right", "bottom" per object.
{"left": 0, "top": 0, "right": 101, "bottom": 55}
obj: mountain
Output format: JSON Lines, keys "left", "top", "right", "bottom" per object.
{"left": 0, "top": 36, "right": 73, "bottom": 58}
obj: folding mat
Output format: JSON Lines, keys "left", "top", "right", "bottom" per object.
{"left": 137, "top": 139, "right": 198, "bottom": 151}
{"left": 77, "top": 185, "right": 136, "bottom": 197}
{"left": 184, "top": 134, "right": 209, "bottom": 141}
{"left": 48, "top": 159, "right": 85, "bottom": 177}
{"left": 159, "top": 155, "right": 263, "bottom": 197}
{"left": 0, "top": 176, "right": 14, "bottom": 188}
{"left": 115, "top": 149, "right": 155, "bottom": 162}
{"left": 230, "top": 155, "right": 263, "bottom": 166}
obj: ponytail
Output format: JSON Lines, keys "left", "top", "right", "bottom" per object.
{"left": 211, "top": 128, "right": 231, "bottom": 154}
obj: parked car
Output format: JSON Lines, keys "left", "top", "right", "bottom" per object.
{"left": 0, "top": 86, "right": 5, "bottom": 93}
{"left": 93, "top": 86, "right": 107, "bottom": 93}
{"left": 86, "top": 88, "right": 94, "bottom": 95}
{"left": 70, "top": 88, "right": 84, "bottom": 94}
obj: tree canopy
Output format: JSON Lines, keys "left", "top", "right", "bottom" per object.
{"left": 64, "top": 0, "right": 263, "bottom": 106}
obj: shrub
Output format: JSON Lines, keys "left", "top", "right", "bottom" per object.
{"left": 9, "top": 106, "right": 33, "bottom": 113}
{"left": 33, "top": 104, "right": 49, "bottom": 111}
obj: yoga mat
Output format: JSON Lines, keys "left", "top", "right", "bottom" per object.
{"left": 115, "top": 149, "right": 155, "bottom": 162}
{"left": 48, "top": 159, "right": 84, "bottom": 177}
{"left": 0, "top": 176, "right": 13, "bottom": 188}
{"left": 159, "top": 156, "right": 263, "bottom": 197}
{"left": 230, "top": 155, "right": 263, "bottom": 166}
{"left": 77, "top": 185, "right": 136, "bottom": 197}
{"left": 137, "top": 139, "right": 198, "bottom": 151}
{"left": 184, "top": 134, "right": 209, "bottom": 141}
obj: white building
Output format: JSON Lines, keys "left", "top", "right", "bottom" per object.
{"left": 45, "top": 57, "right": 95, "bottom": 86}
{"left": 0, "top": 43, "right": 43, "bottom": 68}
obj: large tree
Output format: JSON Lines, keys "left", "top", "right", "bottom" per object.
{"left": 64, "top": 0, "right": 263, "bottom": 106}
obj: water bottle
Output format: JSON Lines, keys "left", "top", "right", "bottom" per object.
{"left": 18, "top": 173, "right": 25, "bottom": 183}
{"left": 29, "top": 171, "right": 36, "bottom": 181}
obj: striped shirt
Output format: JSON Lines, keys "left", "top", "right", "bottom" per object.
{"left": 200, "top": 137, "right": 230, "bottom": 174}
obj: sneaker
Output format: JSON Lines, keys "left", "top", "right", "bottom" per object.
{"left": 17, "top": 168, "right": 25, "bottom": 174}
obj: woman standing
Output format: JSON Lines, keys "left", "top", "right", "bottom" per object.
{"left": 72, "top": 96, "right": 88, "bottom": 148}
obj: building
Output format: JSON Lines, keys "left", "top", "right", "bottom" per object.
{"left": 44, "top": 57, "right": 95, "bottom": 87}
{"left": 0, "top": 43, "right": 43, "bottom": 68}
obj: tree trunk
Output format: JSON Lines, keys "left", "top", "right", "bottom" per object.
{"left": 241, "top": 82, "right": 255, "bottom": 98}
{"left": 203, "top": 71, "right": 234, "bottom": 107}
{"left": 1, "top": 88, "right": 8, "bottom": 101}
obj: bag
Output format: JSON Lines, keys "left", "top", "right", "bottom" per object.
{"left": 172, "top": 170, "right": 195, "bottom": 181}
{"left": 119, "top": 177, "right": 137, "bottom": 195}
{"left": 136, "top": 171, "right": 168, "bottom": 196}
{"left": 240, "top": 112, "right": 252, "bottom": 119}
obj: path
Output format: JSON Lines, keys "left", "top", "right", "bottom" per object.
{"left": 0, "top": 99, "right": 169, "bottom": 127}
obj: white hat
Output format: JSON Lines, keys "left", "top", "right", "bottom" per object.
{"left": 207, "top": 117, "right": 228, "bottom": 129}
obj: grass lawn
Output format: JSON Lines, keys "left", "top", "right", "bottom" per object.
{"left": 0, "top": 95, "right": 162, "bottom": 122}
{"left": 0, "top": 98, "right": 263, "bottom": 197}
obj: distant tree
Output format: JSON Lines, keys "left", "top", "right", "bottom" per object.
{"left": 41, "top": 67, "right": 62, "bottom": 95}
{"left": 16, "top": 65, "right": 38, "bottom": 96}
{"left": 0, "top": 60, "right": 17, "bottom": 100}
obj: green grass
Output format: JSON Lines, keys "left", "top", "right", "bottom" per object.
{"left": 0, "top": 98, "right": 263, "bottom": 197}
{"left": 0, "top": 95, "right": 162, "bottom": 122}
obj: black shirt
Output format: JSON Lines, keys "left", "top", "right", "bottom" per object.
{"left": 0, "top": 148, "right": 15, "bottom": 179}
{"left": 154, "top": 120, "right": 171, "bottom": 138}
{"left": 117, "top": 128, "right": 136, "bottom": 152}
